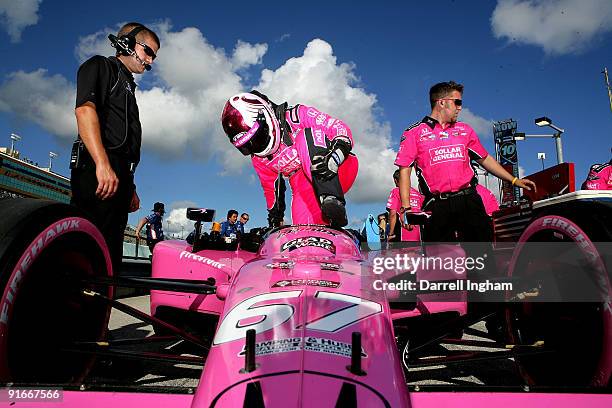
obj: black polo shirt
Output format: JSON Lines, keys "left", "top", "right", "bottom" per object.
{"left": 76, "top": 55, "right": 142, "bottom": 165}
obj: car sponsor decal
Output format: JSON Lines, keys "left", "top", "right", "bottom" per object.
{"left": 238, "top": 337, "right": 302, "bottom": 357}
{"left": 320, "top": 262, "right": 342, "bottom": 271}
{"left": 272, "top": 279, "right": 340, "bottom": 288}
{"left": 265, "top": 261, "right": 295, "bottom": 269}
{"left": 179, "top": 251, "right": 226, "bottom": 269}
{"left": 304, "top": 336, "right": 367, "bottom": 358}
{"left": 281, "top": 237, "right": 336, "bottom": 254}
{"left": 237, "top": 336, "right": 366, "bottom": 359}
{"left": 277, "top": 225, "right": 339, "bottom": 238}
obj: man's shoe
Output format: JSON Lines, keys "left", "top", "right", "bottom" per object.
{"left": 321, "top": 196, "right": 348, "bottom": 227}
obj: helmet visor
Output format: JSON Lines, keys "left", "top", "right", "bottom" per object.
{"left": 231, "top": 120, "right": 271, "bottom": 156}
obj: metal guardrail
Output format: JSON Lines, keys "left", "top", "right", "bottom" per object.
{"left": 123, "top": 231, "right": 151, "bottom": 260}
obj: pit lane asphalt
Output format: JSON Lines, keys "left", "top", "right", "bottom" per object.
{"left": 86, "top": 295, "right": 523, "bottom": 389}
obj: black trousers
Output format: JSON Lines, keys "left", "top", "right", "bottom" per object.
{"left": 422, "top": 192, "right": 495, "bottom": 278}
{"left": 422, "top": 192, "right": 493, "bottom": 242}
{"left": 71, "top": 156, "right": 134, "bottom": 272}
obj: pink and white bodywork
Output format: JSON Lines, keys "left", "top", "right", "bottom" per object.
{"left": 192, "top": 225, "right": 408, "bottom": 407}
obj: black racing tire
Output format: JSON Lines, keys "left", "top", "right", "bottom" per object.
{"left": 0, "top": 198, "right": 113, "bottom": 384}
{"left": 505, "top": 215, "right": 612, "bottom": 387}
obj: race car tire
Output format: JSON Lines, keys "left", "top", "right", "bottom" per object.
{"left": 505, "top": 214, "right": 612, "bottom": 387}
{"left": 0, "top": 199, "right": 113, "bottom": 383}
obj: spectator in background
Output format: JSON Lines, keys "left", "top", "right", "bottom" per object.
{"left": 136, "top": 202, "right": 165, "bottom": 253}
{"left": 220, "top": 209, "right": 240, "bottom": 240}
{"left": 386, "top": 169, "right": 423, "bottom": 242}
{"left": 237, "top": 212, "right": 249, "bottom": 234}
{"left": 377, "top": 213, "right": 389, "bottom": 241}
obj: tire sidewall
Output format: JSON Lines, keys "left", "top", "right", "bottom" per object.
{"left": 507, "top": 214, "right": 612, "bottom": 386}
{"left": 0, "top": 214, "right": 112, "bottom": 379}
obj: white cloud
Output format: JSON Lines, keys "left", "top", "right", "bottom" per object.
{"left": 0, "top": 69, "right": 76, "bottom": 137}
{"left": 74, "top": 24, "right": 121, "bottom": 63}
{"left": 165, "top": 206, "right": 193, "bottom": 235}
{"left": 0, "top": 29, "right": 396, "bottom": 204}
{"left": 231, "top": 40, "right": 267, "bottom": 70}
{"left": 0, "top": 22, "right": 255, "bottom": 172}
{"left": 0, "top": 0, "right": 42, "bottom": 42}
{"left": 459, "top": 108, "right": 493, "bottom": 138}
{"left": 256, "top": 39, "right": 396, "bottom": 203}
{"left": 491, "top": 0, "right": 612, "bottom": 55}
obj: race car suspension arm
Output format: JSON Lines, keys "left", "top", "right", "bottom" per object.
{"left": 80, "top": 289, "right": 209, "bottom": 350}
{"left": 82, "top": 276, "right": 217, "bottom": 294}
{"left": 397, "top": 310, "right": 499, "bottom": 354}
{"left": 407, "top": 345, "right": 552, "bottom": 368}
{"left": 62, "top": 343, "right": 204, "bottom": 366}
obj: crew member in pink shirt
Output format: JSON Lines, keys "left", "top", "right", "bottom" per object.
{"left": 394, "top": 81, "right": 535, "bottom": 242}
{"left": 386, "top": 170, "right": 423, "bottom": 241}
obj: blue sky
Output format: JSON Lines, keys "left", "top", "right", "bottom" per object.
{"left": 0, "top": 0, "right": 611, "bottom": 235}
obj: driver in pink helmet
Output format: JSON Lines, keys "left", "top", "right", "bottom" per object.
{"left": 221, "top": 91, "right": 358, "bottom": 227}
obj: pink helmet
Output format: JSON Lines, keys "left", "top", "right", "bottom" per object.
{"left": 221, "top": 92, "right": 282, "bottom": 157}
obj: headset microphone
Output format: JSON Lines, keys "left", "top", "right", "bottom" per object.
{"left": 108, "top": 33, "right": 151, "bottom": 71}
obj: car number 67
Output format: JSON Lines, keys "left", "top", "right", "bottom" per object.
{"left": 213, "top": 291, "right": 382, "bottom": 345}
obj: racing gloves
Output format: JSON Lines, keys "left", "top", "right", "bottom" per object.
{"left": 311, "top": 138, "right": 352, "bottom": 181}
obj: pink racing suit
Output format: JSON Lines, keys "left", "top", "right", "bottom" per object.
{"left": 251, "top": 104, "right": 358, "bottom": 225}
{"left": 582, "top": 163, "right": 612, "bottom": 190}
{"left": 386, "top": 187, "right": 424, "bottom": 241}
{"left": 476, "top": 184, "right": 499, "bottom": 216}
{"left": 394, "top": 116, "right": 489, "bottom": 196}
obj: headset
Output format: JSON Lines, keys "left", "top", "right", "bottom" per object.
{"left": 108, "top": 25, "right": 152, "bottom": 71}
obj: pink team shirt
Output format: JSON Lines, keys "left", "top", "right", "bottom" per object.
{"left": 394, "top": 117, "right": 489, "bottom": 195}
{"left": 582, "top": 163, "right": 612, "bottom": 190}
{"left": 476, "top": 184, "right": 500, "bottom": 216}
{"left": 386, "top": 187, "right": 424, "bottom": 241}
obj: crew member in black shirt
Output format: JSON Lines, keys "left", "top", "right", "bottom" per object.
{"left": 71, "top": 22, "right": 160, "bottom": 270}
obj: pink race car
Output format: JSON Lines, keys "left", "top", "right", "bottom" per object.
{"left": 0, "top": 198, "right": 610, "bottom": 407}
